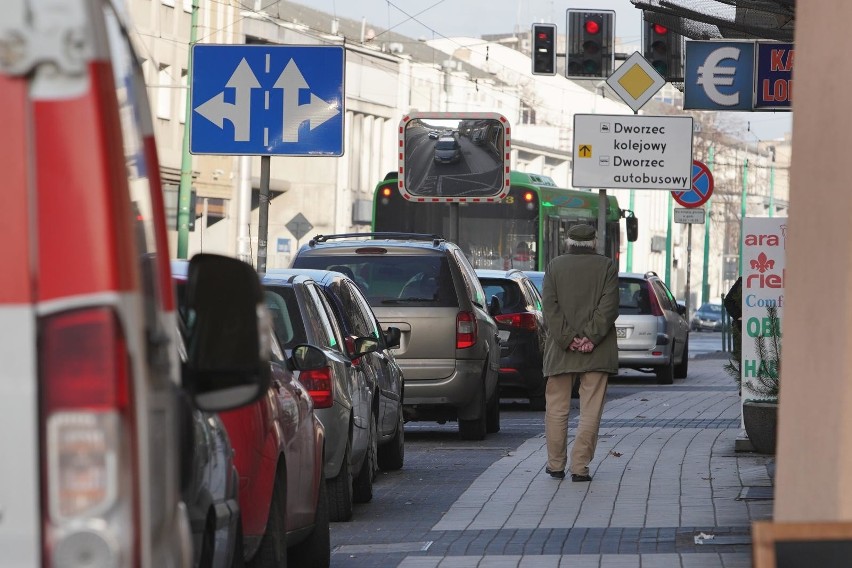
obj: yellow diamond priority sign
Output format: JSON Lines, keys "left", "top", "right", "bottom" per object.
{"left": 606, "top": 52, "right": 666, "bottom": 112}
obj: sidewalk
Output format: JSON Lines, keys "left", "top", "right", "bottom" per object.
{"left": 397, "top": 357, "right": 775, "bottom": 568}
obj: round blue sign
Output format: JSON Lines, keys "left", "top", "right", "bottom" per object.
{"left": 672, "top": 160, "right": 714, "bottom": 208}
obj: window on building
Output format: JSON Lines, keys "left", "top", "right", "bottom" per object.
{"left": 178, "top": 69, "right": 187, "bottom": 124}
{"left": 156, "top": 64, "right": 171, "bottom": 120}
{"left": 162, "top": 0, "right": 175, "bottom": 7}
{"left": 521, "top": 102, "right": 536, "bottom": 125}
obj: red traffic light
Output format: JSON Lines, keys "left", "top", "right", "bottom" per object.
{"left": 584, "top": 19, "right": 600, "bottom": 34}
{"left": 537, "top": 32, "right": 549, "bottom": 40}
{"left": 653, "top": 23, "right": 668, "bottom": 35}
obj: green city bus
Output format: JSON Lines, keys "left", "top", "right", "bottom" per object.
{"left": 372, "top": 170, "right": 636, "bottom": 271}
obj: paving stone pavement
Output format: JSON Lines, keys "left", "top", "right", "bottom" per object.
{"left": 333, "top": 358, "right": 775, "bottom": 568}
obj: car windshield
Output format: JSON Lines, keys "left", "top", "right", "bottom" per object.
{"left": 293, "top": 254, "right": 458, "bottom": 307}
{"left": 618, "top": 279, "right": 653, "bottom": 315}
{"left": 435, "top": 140, "right": 456, "bottom": 150}
{"left": 699, "top": 303, "right": 722, "bottom": 314}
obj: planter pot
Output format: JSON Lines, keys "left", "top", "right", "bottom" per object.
{"left": 743, "top": 400, "right": 778, "bottom": 455}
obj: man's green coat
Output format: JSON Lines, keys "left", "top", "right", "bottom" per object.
{"left": 541, "top": 247, "right": 620, "bottom": 376}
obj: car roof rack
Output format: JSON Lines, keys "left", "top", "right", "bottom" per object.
{"left": 308, "top": 232, "right": 445, "bottom": 247}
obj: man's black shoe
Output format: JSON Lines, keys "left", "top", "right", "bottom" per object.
{"left": 571, "top": 473, "right": 592, "bottom": 482}
{"left": 545, "top": 468, "right": 565, "bottom": 479}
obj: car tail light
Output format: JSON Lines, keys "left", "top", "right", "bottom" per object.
{"left": 40, "top": 307, "right": 138, "bottom": 567}
{"left": 495, "top": 312, "right": 537, "bottom": 331}
{"left": 456, "top": 311, "right": 477, "bottom": 349}
{"left": 300, "top": 367, "right": 334, "bottom": 408}
{"left": 344, "top": 336, "right": 362, "bottom": 366}
{"left": 646, "top": 283, "right": 665, "bottom": 317}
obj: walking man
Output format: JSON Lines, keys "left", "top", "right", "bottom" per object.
{"left": 541, "top": 224, "right": 619, "bottom": 482}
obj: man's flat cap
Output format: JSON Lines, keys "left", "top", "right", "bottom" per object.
{"left": 568, "top": 224, "right": 596, "bottom": 242}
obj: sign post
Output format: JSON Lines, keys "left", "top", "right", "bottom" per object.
{"left": 672, "top": 160, "right": 714, "bottom": 315}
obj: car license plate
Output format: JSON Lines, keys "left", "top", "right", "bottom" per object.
{"left": 616, "top": 327, "right": 627, "bottom": 338}
{"left": 498, "top": 330, "right": 511, "bottom": 342}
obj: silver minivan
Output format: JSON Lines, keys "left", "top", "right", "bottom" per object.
{"left": 292, "top": 234, "right": 501, "bottom": 440}
{"left": 615, "top": 271, "right": 690, "bottom": 384}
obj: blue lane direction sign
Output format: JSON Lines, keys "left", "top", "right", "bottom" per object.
{"left": 191, "top": 45, "right": 344, "bottom": 156}
{"left": 672, "top": 160, "right": 714, "bottom": 208}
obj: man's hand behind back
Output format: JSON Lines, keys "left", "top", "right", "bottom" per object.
{"left": 569, "top": 337, "right": 595, "bottom": 353}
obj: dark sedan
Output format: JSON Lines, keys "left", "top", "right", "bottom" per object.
{"left": 476, "top": 269, "right": 547, "bottom": 410}
{"left": 691, "top": 302, "right": 724, "bottom": 331}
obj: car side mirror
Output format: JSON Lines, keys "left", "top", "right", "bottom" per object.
{"left": 676, "top": 303, "right": 687, "bottom": 317}
{"left": 626, "top": 216, "right": 638, "bottom": 242}
{"left": 384, "top": 326, "right": 401, "bottom": 349}
{"left": 488, "top": 295, "right": 502, "bottom": 318}
{"left": 288, "top": 344, "right": 328, "bottom": 371}
{"left": 352, "top": 337, "right": 380, "bottom": 358}
{"left": 183, "top": 254, "right": 270, "bottom": 412}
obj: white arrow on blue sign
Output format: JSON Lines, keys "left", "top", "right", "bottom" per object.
{"left": 190, "top": 45, "right": 345, "bottom": 156}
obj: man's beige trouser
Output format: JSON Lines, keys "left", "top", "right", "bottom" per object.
{"left": 544, "top": 371, "right": 608, "bottom": 476}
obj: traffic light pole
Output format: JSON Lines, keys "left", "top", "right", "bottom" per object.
{"left": 701, "top": 146, "right": 714, "bottom": 305}
{"left": 257, "top": 156, "right": 270, "bottom": 274}
{"left": 176, "top": 0, "right": 199, "bottom": 259}
{"left": 597, "top": 190, "right": 607, "bottom": 256}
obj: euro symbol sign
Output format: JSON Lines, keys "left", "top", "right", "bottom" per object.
{"left": 696, "top": 47, "right": 741, "bottom": 106}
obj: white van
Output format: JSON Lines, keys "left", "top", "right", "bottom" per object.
{"left": 0, "top": 2, "right": 269, "bottom": 566}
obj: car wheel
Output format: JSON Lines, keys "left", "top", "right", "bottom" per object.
{"left": 248, "top": 469, "right": 287, "bottom": 568}
{"left": 529, "top": 394, "right": 546, "bottom": 411}
{"left": 486, "top": 384, "right": 500, "bottom": 434}
{"left": 287, "top": 462, "right": 330, "bottom": 568}
{"left": 327, "top": 440, "right": 353, "bottom": 522}
{"left": 674, "top": 338, "right": 689, "bottom": 379}
{"left": 377, "top": 407, "right": 404, "bottom": 471}
{"left": 656, "top": 348, "right": 675, "bottom": 385}
{"left": 459, "top": 383, "right": 487, "bottom": 441}
{"left": 352, "top": 414, "right": 376, "bottom": 504}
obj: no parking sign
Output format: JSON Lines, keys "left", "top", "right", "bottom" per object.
{"left": 672, "top": 160, "right": 714, "bottom": 208}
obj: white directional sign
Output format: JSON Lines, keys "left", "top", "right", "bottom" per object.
{"left": 191, "top": 45, "right": 344, "bottom": 156}
{"left": 572, "top": 114, "right": 693, "bottom": 190}
{"left": 674, "top": 207, "right": 706, "bottom": 224}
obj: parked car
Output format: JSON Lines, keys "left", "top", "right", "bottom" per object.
{"left": 261, "top": 273, "right": 381, "bottom": 521}
{"left": 434, "top": 135, "right": 462, "bottom": 164}
{"left": 523, "top": 270, "right": 545, "bottom": 294}
{"left": 615, "top": 271, "right": 690, "bottom": 384}
{"left": 174, "top": 262, "right": 331, "bottom": 566}
{"left": 691, "top": 302, "right": 724, "bottom": 331}
{"left": 476, "top": 269, "right": 547, "bottom": 410}
{"left": 175, "top": 360, "right": 241, "bottom": 568}
{"left": 267, "top": 268, "right": 406, "bottom": 471}
{"left": 291, "top": 233, "right": 501, "bottom": 440}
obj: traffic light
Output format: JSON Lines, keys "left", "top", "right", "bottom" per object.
{"left": 643, "top": 19, "right": 684, "bottom": 81}
{"left": 566, "top": 9, "right": 615, "bottom": 79}
{"left": 531, "top": 23, "right": 557, "bottom": 75}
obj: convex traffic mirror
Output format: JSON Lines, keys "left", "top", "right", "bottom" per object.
{"left": 399, "top": 112, "right": 510, "bottom": 202}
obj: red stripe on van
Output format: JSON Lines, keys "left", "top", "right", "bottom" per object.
{"left": 34, "top": 63, "right": 138, "bottom": 301}
{"left": 143, "top": 136, "right": 175, "bottom": 311}
{"left": 0, "top": 74, "right": 31, "bottom": 304}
